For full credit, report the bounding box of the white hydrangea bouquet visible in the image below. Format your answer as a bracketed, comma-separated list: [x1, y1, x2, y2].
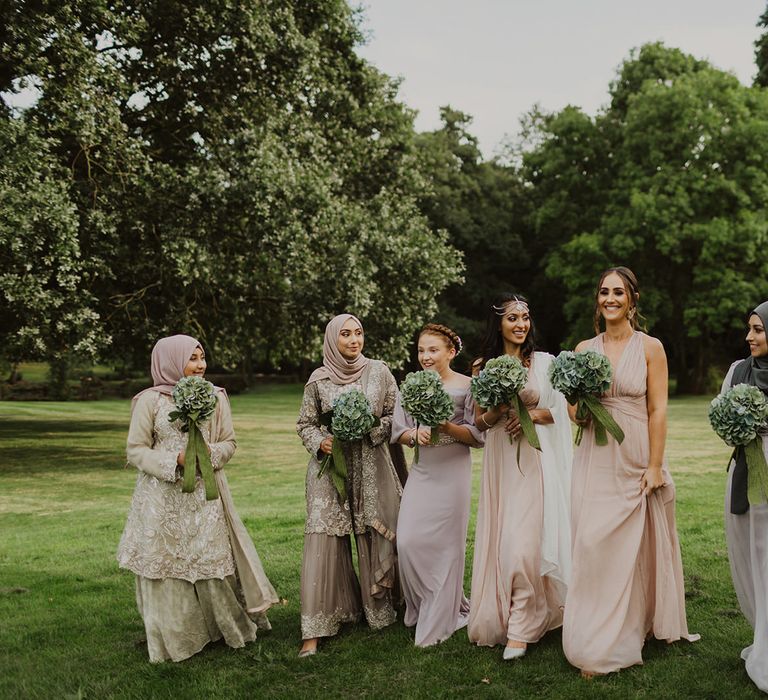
[471, 354, 541, 451]
[549, 350, 625, 446]
[400, 370, 455, 462]
[168, 376, 219, 500]
[709, 383, 768, 505]
[318, 389, 378, 500]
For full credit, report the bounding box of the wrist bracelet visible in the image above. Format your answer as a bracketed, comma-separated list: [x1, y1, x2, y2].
[480, 413, 493, 429]
[408, 431, 416, 448]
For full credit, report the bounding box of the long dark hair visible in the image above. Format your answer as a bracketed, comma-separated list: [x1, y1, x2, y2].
[473, 293, 537, 371]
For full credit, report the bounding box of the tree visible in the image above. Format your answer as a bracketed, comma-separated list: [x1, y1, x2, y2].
[0, 119, 110, 397]
[541, 44, 768, 392]
[0, 1, 462, 378]
[756, 3, 768, 87]
[415, 107, 529, 358]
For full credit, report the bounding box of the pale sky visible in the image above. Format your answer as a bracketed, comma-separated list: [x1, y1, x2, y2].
[356, 0, 766, 157]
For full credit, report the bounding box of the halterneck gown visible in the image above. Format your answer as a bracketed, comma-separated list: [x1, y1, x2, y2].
[562, 332, 698, 673]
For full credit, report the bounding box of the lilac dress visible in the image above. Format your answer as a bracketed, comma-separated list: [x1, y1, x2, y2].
[391, 383, 483, 646]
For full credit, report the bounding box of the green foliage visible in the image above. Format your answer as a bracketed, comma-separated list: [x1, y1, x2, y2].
[0, 1, 462, 378]
[328, 389, 376, 441]
[169, 376, 218, 427]
[415, 108, 525, 355]
[399, 370, 454, 427]
[548, 350, 613, 402]
[709, 383, 768, 447]
[755, 4, 768, 88]
[0, 117, 110, 399]
[535, 43, 768, 392]
[470, 354, 527, 409]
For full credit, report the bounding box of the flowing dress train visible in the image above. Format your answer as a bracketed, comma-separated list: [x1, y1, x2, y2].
[469, 352, 572, 646]
[562, 332, 698, 673]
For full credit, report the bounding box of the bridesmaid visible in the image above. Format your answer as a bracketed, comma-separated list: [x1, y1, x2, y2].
[562, 267, 698, 676]
[468, 294, 573, 660]
[391, 323, 483, 647]
[721, 301, 768, 693]
[296, 314, 403, 656]
[117, 334, 278, 662]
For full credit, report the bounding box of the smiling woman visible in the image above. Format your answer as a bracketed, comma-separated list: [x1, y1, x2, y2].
[721, 300, 768, 693]
[296, 314, 404, 657]
[116, 334, 278, 663]
[562, 267, 698, 676]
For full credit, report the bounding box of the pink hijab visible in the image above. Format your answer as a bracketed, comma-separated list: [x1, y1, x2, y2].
[306, 314, 370, 386]
[131, 334, 209, 411]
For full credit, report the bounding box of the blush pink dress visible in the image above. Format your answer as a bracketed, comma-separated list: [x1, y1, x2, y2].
[562, 332, 698, 674]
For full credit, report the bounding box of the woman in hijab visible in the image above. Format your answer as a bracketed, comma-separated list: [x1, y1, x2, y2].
[296, 314, 403, 656]
[721, 301, 768, 692]
[117, 335, 278, 663]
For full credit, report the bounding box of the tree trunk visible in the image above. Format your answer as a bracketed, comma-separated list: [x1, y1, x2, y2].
[49, 355, 71, 400]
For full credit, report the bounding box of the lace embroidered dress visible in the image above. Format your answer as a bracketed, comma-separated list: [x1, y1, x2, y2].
[117, 390, 276, 662]
[297, 359, 403, 639]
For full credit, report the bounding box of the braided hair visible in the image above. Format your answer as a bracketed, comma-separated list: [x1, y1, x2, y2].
[419, 323, 463, 356]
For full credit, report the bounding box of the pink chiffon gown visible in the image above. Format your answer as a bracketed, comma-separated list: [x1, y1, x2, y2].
[392, 385, 483, 647]
[562, 332, 698, 674]
[468, 352, 572, 647]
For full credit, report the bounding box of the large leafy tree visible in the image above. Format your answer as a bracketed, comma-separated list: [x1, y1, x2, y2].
[541, 43, 768, 392]
[756, 3, 768, 87]
[0, 1, 462, 380]
[416, 107, 529, 359]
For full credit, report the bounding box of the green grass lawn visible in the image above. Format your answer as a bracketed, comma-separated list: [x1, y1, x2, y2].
[0, 387, 761, 699]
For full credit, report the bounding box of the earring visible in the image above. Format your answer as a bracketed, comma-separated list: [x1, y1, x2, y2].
[627, 307, 636, 320]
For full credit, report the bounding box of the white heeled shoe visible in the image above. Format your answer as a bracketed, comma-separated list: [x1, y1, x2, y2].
[502, 645, 527, 660]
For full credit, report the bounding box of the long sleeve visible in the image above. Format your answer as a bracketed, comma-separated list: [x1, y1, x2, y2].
[368, 366, 397, 447]
[210, 391, 237, 470]
[297, 381, 329, 456]
[390, 392, 416, 444]
[126, 391, 179, 482]
[458, 388, 485, 447]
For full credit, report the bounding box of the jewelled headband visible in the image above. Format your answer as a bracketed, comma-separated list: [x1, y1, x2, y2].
[494, 298, 529, 315]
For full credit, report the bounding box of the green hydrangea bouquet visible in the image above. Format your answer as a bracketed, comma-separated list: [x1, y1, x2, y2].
[709, 383, 768, 505]
[318, 389, 378, 500]
[168, 376, 219, 500]
[400, 370, 454, 462]
[549, 350, 625, 446]
[471, 355, 540, 452]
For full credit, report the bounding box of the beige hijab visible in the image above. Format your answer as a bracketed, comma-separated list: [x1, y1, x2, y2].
[131, 334, 221, 413]
[306, 314, 369, 385]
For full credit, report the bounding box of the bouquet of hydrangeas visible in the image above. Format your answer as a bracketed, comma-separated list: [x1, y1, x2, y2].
[549, 350, 625, 446]
[400, 370, 455, 462]
[709, 383, 768, 505]
[168, 376, 219, 500]
[318, 389, 379, 500]
[471, 355, 540, 452]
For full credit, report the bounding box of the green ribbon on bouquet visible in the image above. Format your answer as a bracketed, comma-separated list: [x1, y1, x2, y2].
[410, 423, 441, 465]
[181, 421, 219, 500]
[318, 438, 348, 501]
[746, 437, 768, 506]
[507, 394, 541, 470]
[574, 394, 625, 446]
